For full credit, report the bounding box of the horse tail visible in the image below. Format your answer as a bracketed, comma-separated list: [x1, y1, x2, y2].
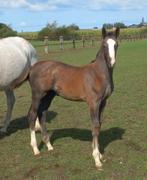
[10, 67, 31, 89]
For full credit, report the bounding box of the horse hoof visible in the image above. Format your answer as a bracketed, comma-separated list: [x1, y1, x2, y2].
[33, 149, 40, 156]
[48, 146, 54, 151]
[34, 151, 40, 156]
[96, 166, 103, 171]
[95, 162, 103, 170]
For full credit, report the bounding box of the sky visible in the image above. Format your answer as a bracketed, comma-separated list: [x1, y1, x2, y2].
[0, 0, 147, 32]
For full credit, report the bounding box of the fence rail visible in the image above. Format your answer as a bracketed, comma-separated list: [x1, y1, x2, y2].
[28, 34, 147, 53]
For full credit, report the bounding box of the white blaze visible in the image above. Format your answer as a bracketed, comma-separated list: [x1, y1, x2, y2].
[107, 39, 116, 67]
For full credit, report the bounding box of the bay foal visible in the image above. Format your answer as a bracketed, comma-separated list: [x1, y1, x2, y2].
[28, 27, 120, 169]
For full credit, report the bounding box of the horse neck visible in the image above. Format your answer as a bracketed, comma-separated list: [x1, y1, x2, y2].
[95, 46, 114, 89]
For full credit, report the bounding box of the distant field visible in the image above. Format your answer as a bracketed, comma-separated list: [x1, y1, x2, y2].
[0, 40, 147, 179]
[18, 27, 147, 40]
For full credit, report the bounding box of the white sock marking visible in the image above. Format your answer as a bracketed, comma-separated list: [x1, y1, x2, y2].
[35, 118, 41, 131]
[46, 142, 54, 151]
[30, 129, 40, 155]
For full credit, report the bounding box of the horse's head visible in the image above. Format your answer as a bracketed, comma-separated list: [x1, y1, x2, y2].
[101, 27, 120, 68]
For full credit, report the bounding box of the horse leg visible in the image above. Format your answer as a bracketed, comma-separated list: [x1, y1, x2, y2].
[99, 99, 107, 161]
[34, 117, 41, 131]
[89, 101, 102, 169]
[39, 110, 54, 151]
[37, 91, 55, 151]
[0, 89, 15, 133]
[28, 92, 43, 155]
[99, 99, 106, 124]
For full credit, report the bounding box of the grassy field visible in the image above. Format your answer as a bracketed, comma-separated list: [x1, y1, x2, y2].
[18, 27, 147, 40]
[0, 40, 147, 179]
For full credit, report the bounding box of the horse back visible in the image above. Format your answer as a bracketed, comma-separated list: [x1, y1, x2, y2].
[29, 60, 106, 101]
[0, 37, 37, 89]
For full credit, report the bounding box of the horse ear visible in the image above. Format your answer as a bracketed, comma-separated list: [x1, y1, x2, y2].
[115, 27, 120, 38]
[102, 27, 107, 39]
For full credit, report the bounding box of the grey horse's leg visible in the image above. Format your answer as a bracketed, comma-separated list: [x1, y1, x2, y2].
[0, 89, 15, 133]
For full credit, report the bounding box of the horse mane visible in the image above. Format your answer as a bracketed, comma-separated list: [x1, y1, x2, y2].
[90, 45, 102, 64]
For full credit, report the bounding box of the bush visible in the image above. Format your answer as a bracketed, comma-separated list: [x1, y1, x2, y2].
[0, 23, 17, 38]
[38, 22, 80, 40]
[114, 22, 127, 29]
[18, 32, 38, 40]
[38, 27, 52, 40]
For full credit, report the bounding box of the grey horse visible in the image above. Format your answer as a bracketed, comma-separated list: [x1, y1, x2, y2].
[0, 37, 37, 132]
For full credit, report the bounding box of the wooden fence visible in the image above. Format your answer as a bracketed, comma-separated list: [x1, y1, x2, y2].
[29, 33, 147, 53]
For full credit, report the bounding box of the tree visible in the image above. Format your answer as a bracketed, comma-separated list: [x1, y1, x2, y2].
[38, 22, 80, 40]
[114, 22, 127, 29]
[103, 23, 113, 29]
[0, 23, 17, 38]
[38, 27, 52, 40]
[103, 22, 127, 29]
[67, 24, 79, 30]
[46, 21, 58, 30]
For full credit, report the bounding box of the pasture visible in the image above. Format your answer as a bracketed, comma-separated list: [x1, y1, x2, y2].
[0, 40, 147, 179]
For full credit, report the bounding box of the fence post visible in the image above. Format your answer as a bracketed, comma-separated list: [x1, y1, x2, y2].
[72, 38, 76, 49]
[44, 36, 49, 54]
[59, 36, 64, 50]
[91, 37, 94, 47]
[82, 36, 85, 48]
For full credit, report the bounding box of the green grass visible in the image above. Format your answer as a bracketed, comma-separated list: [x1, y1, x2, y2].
[0, 40, 147, 179]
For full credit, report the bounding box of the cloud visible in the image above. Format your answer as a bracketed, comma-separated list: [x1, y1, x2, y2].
[20, 21, 27, 27]
[0, 0, 27, 8]
[0, 0, 72, 11]
[0, 0, 147, 11]
[0, 0, 48, 11]
[88, 0, 147, 10]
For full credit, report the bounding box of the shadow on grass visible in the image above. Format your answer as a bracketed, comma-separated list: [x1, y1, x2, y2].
[50, 127, 125, 153]
[0, 110, 125, 154]
[0, 111, 57, 139]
